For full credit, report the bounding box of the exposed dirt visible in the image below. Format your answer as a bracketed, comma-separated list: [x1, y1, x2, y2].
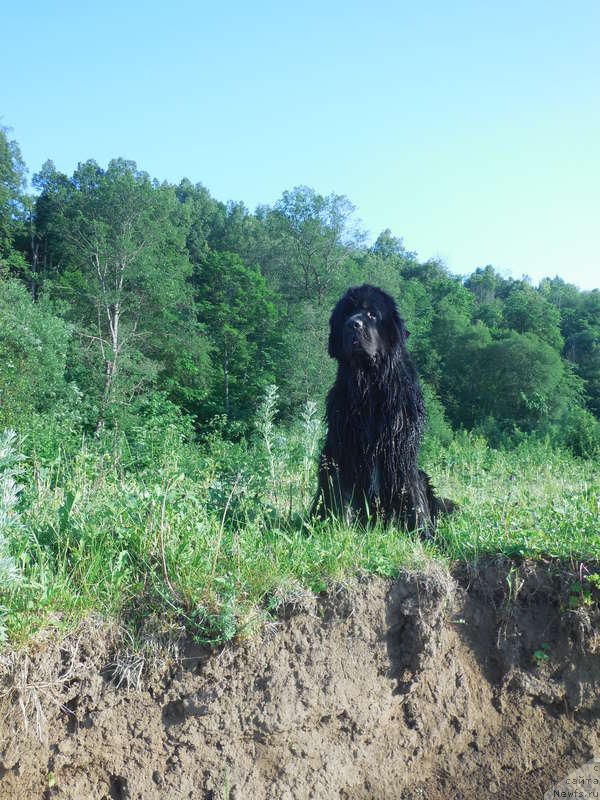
[2, 560, 600, 799]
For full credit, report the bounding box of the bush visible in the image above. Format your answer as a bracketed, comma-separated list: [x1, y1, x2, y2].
[0, 279, 73, 429]
[421, 383, 453, 461]
[559, 406, 600, 459]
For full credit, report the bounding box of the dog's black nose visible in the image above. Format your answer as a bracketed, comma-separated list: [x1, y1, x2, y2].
[347, 315, 363, 331]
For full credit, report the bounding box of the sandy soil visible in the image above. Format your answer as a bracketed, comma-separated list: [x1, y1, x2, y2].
[1, 560, 600, 799]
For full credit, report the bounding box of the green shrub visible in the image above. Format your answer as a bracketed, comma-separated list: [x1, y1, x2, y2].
[421, 382, 453, 461]
[0, 279, 73, 429]
[559, 406, 600, 459]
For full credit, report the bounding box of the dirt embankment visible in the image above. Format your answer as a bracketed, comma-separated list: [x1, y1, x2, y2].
[2, 561, 600, 800]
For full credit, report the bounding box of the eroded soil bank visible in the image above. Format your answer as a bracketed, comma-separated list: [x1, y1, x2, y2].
[2, 561, 600, 799]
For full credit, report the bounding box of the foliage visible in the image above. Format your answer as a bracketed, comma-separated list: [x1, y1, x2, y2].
[558, 406, 600, 459]
[421, 383, 453, 460]
[270, 185, 360, 302]
[0, 277, 73, 428]
[193, 251, 282, 422]
[475, 331, 567, 431]
[32, 159, 204, 432]
[502, 285, 563, 350]
[0, 126, 28, 274]
[0, 127, 596, 443]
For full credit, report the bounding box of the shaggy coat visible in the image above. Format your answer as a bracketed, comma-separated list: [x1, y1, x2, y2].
[312, 285, 452, 534]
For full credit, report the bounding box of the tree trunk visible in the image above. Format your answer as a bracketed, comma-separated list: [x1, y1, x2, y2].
[96, 301, 121, 435]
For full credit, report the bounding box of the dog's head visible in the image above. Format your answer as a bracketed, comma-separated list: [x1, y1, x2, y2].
[328, 284, 409, 364]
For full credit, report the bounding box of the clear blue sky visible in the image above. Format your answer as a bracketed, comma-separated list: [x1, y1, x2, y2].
[3, 0, 599, 290]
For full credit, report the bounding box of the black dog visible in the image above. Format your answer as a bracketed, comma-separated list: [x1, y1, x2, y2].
[312, 284, 454, 535]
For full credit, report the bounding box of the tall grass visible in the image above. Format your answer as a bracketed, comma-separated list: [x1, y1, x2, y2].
[428, 432, 600, 562]
[0, 395, 598, 647]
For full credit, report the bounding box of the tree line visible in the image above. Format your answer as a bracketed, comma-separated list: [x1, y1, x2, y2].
[1, 125, 599, 456]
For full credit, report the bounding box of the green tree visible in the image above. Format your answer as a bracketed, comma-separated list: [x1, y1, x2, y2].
[430, 302, 492, 427]
[176, 178, 227, 265]
[464, 265, 506, 305]
[566, 325, 600, 417]
[502, 285, 563, 350]
[269, 186, 358, 302]
[0, 127, 28, 277]
[30, 160, 84, 297]
[537, 279, 600, 417]
[372, 228, 413, 259]
[476, 332, 566, 430]
[194, 251, 282, 422]
[277, 299, 336, 416]
[465, 266, 510, 332]
[35, 159, 202, 431]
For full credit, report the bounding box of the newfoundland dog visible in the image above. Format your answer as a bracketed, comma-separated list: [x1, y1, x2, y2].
[312, 284, 454, 535]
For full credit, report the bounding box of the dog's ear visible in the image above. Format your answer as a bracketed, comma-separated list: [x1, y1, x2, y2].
[389, 305, 410, 346]
[396, 315, 410, 342]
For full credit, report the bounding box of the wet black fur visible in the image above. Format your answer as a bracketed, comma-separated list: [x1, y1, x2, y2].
[312, 284, 454, 535]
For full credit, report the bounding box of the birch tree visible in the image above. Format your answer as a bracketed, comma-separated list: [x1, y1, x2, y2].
[36, 159, 198, 431]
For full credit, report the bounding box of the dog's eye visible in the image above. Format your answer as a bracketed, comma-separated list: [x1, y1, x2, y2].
[366, 311, 377, 320]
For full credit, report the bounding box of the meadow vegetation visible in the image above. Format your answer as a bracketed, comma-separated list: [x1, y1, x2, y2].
[0, 125, 599, 648]
[1, 393, 598, 648]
